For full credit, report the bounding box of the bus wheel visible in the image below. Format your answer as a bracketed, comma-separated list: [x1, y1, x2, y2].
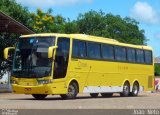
[101, 93, 113, 97]
[32, 94, 47, 100]
[60, 82, 78, 100]
[90, 93, 99, 98]
[120, 82, 130, 97]
[130, 82, 139, 96]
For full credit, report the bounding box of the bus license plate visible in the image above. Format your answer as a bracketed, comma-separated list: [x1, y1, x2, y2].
[24, 88, 32, 91]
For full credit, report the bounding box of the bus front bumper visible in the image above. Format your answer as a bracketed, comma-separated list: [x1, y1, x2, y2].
[12, 84, 54, 95]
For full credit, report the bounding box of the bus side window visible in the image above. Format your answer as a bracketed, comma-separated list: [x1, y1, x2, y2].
[72, 40, 79, 57]
[79, 41, 86, 58]
[145, 50, 152, 64]
[115, 46, 126, 61]
[136, 49, 145, 63]
[127, 48, 136, 62]
[101, 44, 114, 60]
[87, 42, 101, 59]
[72, 40, 86, 58]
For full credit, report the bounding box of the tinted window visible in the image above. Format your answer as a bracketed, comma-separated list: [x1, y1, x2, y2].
[72, 40, 86, 58]
[72, 40, 78, 57]
[79, 41, 87, 57]
[54, 38, 70, 79]
[13, 37, 55, 78]
[115, 46, 126, 61]
[145, 50, 152, 64]
[101, 44, 114, 60]
[127, 48, 136, 62]
[136, 49, 144, 63]
[87, 42, 101, 59]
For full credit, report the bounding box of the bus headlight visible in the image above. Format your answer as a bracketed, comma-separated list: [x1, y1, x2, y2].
[12, 80, 18, 84]
[38, 80, 52, 85]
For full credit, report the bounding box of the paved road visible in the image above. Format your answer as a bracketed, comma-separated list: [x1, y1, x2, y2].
[0, 92, 160, 109]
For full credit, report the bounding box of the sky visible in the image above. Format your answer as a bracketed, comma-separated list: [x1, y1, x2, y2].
[15, 0, 160, 57]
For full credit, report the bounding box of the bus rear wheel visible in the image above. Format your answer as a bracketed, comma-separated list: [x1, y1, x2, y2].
[60, 82, 78, 100]
[90, 93, 99, 98]
[32, 94, 47, 100]
[120, 82, 130, 97]
[101, 93, 113, 97]
[130, 82, 139, 96]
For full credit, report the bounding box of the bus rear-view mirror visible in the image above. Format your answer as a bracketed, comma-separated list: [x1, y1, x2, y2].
[4, 47, 15, 61]
[48, 46, 58, 59]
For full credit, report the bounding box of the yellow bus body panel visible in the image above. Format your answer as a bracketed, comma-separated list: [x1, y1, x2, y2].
[11, 33, 154, 95]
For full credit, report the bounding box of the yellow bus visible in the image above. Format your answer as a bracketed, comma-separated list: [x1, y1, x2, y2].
[4, 33, 154, 100]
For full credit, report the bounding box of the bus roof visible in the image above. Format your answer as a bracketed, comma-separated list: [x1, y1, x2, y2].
[20, 33, 153, 51]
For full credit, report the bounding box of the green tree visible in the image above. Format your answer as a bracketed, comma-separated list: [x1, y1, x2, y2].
[77, 10, 110, 37]
[76, 10, 146, 45]
[155, 64, 160, 76]
[0, 0, 32, 78]
[31, 8, 54, 33]
[31, 8, 67, 33]
[64, 19, 79, 34]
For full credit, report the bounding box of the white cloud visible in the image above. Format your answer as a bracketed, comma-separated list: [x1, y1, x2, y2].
[130, 1, 160, 24]
[16, 0, 92, 8]
[154, 32, 160, 39]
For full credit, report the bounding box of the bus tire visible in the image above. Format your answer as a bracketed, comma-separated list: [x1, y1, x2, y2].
[101, 93, 113, 97]
[60, 82, 78, 100]
[90, 93, 99, 98]
[120, 82, 130, 97]
[130, 82, 139, 96]
[32, 94, 47, 100]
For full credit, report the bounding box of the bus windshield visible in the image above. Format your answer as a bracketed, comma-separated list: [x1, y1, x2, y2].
[12, 37, 55, 78]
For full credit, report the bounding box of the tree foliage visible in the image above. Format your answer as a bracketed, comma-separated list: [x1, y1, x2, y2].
[31, 8, 67, 33]
[30, 8, 80, 34]
[64, 20, 79, 34]
[77, 10, 146, 45]
[155, 64, 160, 76]
[31, 8, 54, 33]
[0, 0, 32, 78]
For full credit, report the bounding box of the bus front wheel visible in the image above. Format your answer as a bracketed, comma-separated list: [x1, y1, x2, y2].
[60, 82, 78, 99]
[120, 82, 130, 97]
[32, 94, 47, 100]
